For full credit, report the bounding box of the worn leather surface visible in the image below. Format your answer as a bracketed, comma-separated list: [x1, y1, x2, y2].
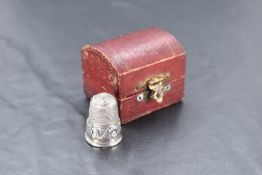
[92, 28, 184, 73]
[1, 0, 262, 175]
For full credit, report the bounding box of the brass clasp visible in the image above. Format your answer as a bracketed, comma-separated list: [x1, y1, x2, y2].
[136, 73, 171, 103]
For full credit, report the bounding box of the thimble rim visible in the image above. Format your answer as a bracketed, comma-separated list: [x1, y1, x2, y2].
[85, 131, 122, 148]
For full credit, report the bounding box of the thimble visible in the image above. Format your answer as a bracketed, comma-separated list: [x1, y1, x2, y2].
[85, 92, 122, 147]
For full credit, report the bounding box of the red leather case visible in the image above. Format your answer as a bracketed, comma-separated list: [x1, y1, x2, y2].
[81, 27, 186, 124]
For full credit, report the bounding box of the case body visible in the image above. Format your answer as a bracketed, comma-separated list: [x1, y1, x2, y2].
[81, 27, 186, 124]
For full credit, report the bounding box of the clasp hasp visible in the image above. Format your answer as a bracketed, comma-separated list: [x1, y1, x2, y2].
[136, 73, 171, 103]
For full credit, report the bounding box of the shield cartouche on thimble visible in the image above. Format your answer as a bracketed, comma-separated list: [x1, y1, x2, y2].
[85, 92, 122, 147]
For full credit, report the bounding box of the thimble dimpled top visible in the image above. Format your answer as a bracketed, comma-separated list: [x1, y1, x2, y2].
[85, 93, 122, 147]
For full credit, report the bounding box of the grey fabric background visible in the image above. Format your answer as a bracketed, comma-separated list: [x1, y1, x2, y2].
[0, 0, 262, 174]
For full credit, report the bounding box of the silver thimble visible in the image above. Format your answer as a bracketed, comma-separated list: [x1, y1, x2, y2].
[85, 92, 122, 147]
